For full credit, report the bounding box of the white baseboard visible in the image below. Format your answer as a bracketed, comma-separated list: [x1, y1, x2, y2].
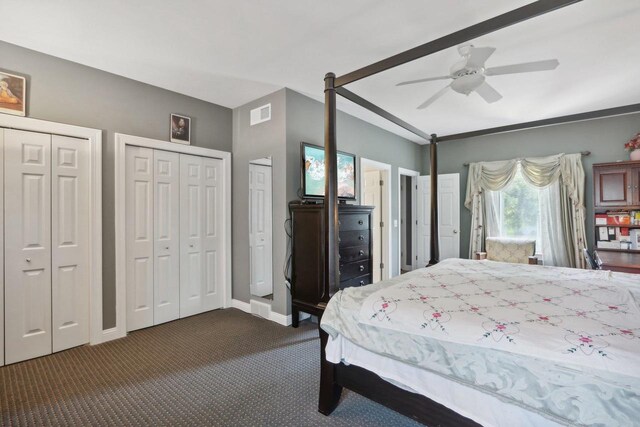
[231, 299, 251, 313]
[269, 311, 292, 326]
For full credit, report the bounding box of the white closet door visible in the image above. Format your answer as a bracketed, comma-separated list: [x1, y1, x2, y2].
[416, 176, 431, 268]
[51, 135, 90, 352]
[4, 129, 52, 364]
[154, 150, 180, 325]
[0, 130, 4, 366]
[180, 154, 204, 317]
[249, 163, 273, 298]
[363, 170, 382, 283]
[201, 157, 224, 311]
[125, 146, 154, 331]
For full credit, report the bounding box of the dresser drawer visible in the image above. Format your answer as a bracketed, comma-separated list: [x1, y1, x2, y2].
[339, 230, 369, 248]
[339, 213, 369, 231]
[340, 274, 372, 289]
[339, 259, 370, 281]
[339, 245, 369, 263]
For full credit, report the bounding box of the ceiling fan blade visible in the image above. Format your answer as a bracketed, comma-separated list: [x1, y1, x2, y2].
[396, 76, 450, 86]
[417, 84, 450, 110]
[475, 81, 502, 104]
[465, 46, 496, 69]
[485, 59, 559, 76]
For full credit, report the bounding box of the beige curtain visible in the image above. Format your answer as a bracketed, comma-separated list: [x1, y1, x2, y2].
[464, 153, 586, 268]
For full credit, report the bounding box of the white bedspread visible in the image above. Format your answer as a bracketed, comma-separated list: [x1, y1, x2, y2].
[358, 258, 640, 378]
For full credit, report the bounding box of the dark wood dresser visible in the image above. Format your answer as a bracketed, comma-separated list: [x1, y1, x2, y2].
[290, 203, 374, 327]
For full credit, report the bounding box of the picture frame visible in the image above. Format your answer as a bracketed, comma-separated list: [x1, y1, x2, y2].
[170, 113, 191, 144]
[0, 70, 26, 117]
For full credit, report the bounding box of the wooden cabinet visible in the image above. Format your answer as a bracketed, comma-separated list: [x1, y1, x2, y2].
[290, 203, 374, 327]
[594, 161, 640, 208]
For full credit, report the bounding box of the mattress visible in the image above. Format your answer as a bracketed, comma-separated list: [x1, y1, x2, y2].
[321, 259, 640, 427]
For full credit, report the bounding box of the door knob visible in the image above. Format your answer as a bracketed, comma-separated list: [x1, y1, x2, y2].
[453, 229, 458, 234]
[165, 246, 169, 250]
[25, 258, 31, 262]
[189, 244, 194, 248]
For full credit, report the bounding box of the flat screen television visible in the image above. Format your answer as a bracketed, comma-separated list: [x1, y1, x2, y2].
[301, 142, 356, 200]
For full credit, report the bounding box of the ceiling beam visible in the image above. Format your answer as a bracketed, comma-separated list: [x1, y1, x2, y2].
[336, 87, 432, 142]
[437, 103, 640, 142]
[334, 0, 582, 88]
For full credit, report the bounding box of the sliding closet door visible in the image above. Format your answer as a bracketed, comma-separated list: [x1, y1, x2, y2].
[4, 129, 52, 364]
[153, 150, 180, 325]
[201, 157, 224, 311]
[51, 135, 90, 352]
[0, 131, 4, 366]
[125, 146, 154, 331]
[180, 154, 203, 317]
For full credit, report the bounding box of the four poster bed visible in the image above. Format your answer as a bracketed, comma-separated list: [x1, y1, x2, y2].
[315, 1, 640, 426]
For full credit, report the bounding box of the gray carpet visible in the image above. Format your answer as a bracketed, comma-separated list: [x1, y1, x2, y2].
[1, 308, 420, 426]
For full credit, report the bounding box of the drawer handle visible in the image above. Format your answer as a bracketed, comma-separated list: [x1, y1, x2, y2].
[338, 254, 341, 260]
[338, 220, 341, 226]
[359, 265, 365, 272]
[358, 235, 364, 241]
[338, 237, 341, 243]
[359, 250, 364, 256]
[359, 281, 365, 286]
[358, 219, 364, 225]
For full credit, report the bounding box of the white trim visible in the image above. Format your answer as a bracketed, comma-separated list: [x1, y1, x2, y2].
[115, 133, 233, 338]
[269, 311, 292, 326]
[360, 158, 392, 281]
[249, 157, 272, 167]
[0, 115, 104, 346]
[397, 168, 420, 276]
[232, 299, 251, 313]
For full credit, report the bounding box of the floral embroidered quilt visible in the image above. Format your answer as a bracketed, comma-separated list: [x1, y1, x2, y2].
[359, 258, 640, 377]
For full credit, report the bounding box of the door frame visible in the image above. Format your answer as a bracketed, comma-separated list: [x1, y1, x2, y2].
[397, 167, 419, 275]
[115, 133, 232, 342]
[359, 158, 391, 281]
[0, 115, 103, 346]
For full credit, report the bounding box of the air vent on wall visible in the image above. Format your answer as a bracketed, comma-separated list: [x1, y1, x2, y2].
[250, 103, 271, 126]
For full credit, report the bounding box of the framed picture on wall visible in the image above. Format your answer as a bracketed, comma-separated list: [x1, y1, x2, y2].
[0, 70, 26, 117]
[170, 113, 191, 144]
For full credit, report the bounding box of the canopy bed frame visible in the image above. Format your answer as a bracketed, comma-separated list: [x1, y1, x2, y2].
[316, 0, 640, 424]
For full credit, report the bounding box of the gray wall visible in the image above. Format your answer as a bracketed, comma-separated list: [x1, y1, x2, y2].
[423, 112, 640, 258]
[1, 41, 232, 329]
[285, 89, 423, 278]
[232, 89, 289, 314]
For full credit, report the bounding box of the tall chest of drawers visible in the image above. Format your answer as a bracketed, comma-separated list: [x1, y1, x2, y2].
[290, 203, 374, 327]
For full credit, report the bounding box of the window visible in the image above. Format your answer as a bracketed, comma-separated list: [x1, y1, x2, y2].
[492, 165, 542, 251]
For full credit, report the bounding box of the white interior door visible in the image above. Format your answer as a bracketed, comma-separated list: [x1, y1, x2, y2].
[416, 174, 461, 266]
[438, 174, 461, 260]
[51, 135, 90, 352]
[363, 170, 382, 283]
[154, 150, 180, 325]
[201, 157, 224, 312]
[4, 129, 52, 364]
[249, 163, 273, 297]
[0, 130, 4, 366]
[180, 154, 204, 317]
[416, 176, 431, 268]
[125, 146, 154, 331]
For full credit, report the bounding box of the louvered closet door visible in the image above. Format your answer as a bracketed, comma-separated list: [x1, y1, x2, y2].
[180, 154, 204, 317]
[153, 150, 180, 325]
[125, 146, 154, 331]
[201, 157, 224, 311]
[4, 129, 52, 364]
[51, 135, 90, 352]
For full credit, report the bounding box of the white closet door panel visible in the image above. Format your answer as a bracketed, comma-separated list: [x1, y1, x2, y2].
[125, 146, 154, 331]
[249, 164, 273, 297]
[51, 135, 90, 352]
[180, 154, 203, 317]
[0, 130, 4, 366]
[4, 129, 52, 364]
[154, 150, 180, 325]
[201, 157, 224, 311]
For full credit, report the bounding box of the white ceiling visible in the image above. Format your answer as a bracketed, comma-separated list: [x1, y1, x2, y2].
[1, 0, 639, 143]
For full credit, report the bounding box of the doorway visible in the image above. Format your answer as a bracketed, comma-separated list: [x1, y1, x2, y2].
[360, 158, 391, 283]
[398, 168, 419, 274]
[249, 158, 273, 299]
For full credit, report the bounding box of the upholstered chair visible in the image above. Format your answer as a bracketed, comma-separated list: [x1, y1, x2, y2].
[474, 237, 538, 265]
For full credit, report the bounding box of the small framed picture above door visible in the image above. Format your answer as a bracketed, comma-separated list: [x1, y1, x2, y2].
[0, 71, 26, 117]
[170, 113, 191, 144]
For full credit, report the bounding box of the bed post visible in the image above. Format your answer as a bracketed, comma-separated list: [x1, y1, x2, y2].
[318, 72, 343, 415]
[428, 134, 439, 266]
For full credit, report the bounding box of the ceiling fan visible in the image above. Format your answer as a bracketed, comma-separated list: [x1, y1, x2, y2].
[396, 44, 559, 109]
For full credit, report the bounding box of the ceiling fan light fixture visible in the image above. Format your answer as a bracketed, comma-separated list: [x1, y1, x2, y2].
[451, 74, 484, 95]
